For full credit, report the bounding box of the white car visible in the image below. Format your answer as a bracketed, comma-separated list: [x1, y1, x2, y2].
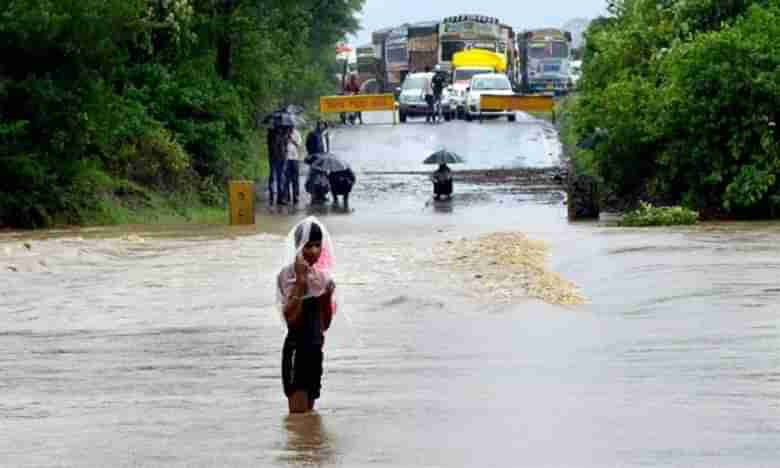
[464, 73, 516, 122]
[449, 67, 494, 119]
[397, 72, 454, 123]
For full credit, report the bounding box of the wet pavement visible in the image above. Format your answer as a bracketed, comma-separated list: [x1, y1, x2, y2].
[1, 112, 779, 467]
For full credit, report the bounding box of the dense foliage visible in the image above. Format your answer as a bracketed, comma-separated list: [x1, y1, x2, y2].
[0, 0, 363, 227]
[620, 202, 699, 227]
[571, 0, 780, 218]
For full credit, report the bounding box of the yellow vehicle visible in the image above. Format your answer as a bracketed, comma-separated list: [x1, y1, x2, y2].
[450, 49, 508, 118]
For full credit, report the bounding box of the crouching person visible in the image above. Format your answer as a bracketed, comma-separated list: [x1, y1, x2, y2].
[328, 167, 356, 209]
[431, 163, 453, 200]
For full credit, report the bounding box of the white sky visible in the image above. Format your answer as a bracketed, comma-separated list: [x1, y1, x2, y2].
[350, 0, 607, 46]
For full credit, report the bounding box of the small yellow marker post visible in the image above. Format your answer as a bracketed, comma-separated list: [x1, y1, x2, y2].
[229, 180, 255, 225]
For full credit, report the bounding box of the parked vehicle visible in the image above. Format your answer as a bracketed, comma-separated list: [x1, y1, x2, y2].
[438, 15, 502, 72]
[356, 44, 380, 88]
[398, 72, 454, 123]
[464, 73, 516, 121]
[518, 28, 573, 95]
[449, 49, 507, 119]
[408, 21, 440, 73]
[385, 26, 410, 92]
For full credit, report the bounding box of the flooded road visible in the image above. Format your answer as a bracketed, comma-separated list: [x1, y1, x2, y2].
[2, 113, 779, 467]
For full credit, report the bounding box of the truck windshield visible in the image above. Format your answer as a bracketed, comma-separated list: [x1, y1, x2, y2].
[471, 77, 511, 90]
[441, 41, 466, 62]
[454, 69, 492, 82]
[529, 42, 569, 59]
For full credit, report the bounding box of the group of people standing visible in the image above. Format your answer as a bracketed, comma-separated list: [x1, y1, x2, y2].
[267, 126, 303, 206]
[267, 121, 356, 209]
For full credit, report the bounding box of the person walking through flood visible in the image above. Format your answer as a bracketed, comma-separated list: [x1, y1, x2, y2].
[277, 217, 336, 413]
[285, 127, 303, 205]
[267, 127, 289, 205]
[431, 163, 453, 200]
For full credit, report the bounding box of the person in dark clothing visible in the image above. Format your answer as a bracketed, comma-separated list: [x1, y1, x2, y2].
[306, 168, 331, 204]
[277, 218, 336, 414]
[304, 151, 331, 204]
[431, 163, 453, 200]
[342, 74, 363, 125]
[431, 65, 447, 123]
[267, 128, 288, 205]
[306, 121, 328, 156]
[328, 167, 356, 209]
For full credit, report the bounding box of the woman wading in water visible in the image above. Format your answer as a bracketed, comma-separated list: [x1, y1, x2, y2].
[277, 217, 336, 413]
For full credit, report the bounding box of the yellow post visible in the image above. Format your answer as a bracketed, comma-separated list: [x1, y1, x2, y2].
[229, 180, 255, 225]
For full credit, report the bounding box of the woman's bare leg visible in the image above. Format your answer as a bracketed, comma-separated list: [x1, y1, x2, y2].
[288, 391, 310, 414]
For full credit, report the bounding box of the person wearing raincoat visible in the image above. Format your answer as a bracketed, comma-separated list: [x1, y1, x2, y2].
[277, 217, 336, 413]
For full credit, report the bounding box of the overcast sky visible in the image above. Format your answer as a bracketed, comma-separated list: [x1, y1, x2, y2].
[350, 0, 608, 45]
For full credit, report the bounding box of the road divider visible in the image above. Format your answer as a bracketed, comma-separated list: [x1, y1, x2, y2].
[480, 94, 556, 121]
[319, 94, 398, 124]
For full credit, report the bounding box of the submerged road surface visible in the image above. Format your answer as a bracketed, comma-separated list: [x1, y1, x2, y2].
[1, 113, 779, 467]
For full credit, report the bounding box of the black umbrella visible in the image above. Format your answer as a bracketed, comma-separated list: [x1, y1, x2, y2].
[280, 104, 305, 115]
[423, 150, 466, 165]
[260, 106, 308, 128]
[310, 153, 351, 174]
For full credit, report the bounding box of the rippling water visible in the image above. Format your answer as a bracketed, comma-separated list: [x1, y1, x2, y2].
[1, 118, 779, 467]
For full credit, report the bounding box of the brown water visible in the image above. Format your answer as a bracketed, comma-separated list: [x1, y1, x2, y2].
[2, 116, 779, 467]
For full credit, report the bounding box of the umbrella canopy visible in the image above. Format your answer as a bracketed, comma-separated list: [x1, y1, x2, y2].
[310, 153, 351, 174]
[423, 150, 465, 165]
[280, 104, 305, 114]
[260, 106, 308, 128]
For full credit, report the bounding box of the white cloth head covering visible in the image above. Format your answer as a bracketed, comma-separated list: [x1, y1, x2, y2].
[276, 216, 336, 318]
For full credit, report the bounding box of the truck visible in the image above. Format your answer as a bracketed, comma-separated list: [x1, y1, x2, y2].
[449, 49, 507, 119]
[407, 21, 440, 73]
[499, 24, 519, 85]
[385, 25, 410, 91]
[438, 15, 503, 72]
[356, 44, 382, 93]
[518, 28, 573, 95]
[372, 27, 393, 92]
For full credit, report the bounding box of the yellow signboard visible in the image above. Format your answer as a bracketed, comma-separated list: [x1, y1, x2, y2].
[320, 94, 396, 113]
[480, 95, 554, 112]
[229, 180, 255, 226]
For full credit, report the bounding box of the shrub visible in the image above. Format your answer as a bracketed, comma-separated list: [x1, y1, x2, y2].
[620, 202, 699, 227]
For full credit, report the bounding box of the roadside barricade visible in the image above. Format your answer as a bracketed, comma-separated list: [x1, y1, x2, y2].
[319, 94, 398, 125]
[479, 95, 556, 123]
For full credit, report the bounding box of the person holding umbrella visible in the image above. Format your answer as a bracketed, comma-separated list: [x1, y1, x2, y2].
[262, 106, 307, 206]
[423, 150, 465, 200]
[267, 127, 288, 205]
[285, 126, 304, 205]
[309, 153, 356, 210]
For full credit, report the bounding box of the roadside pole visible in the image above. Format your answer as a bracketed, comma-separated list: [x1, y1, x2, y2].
[228, 180, 255, 225]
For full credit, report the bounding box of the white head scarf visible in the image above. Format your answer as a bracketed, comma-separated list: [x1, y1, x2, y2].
[276, 217, 336, 318]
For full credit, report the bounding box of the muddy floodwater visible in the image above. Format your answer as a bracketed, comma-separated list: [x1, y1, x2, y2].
[2, 114, 779, 467]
